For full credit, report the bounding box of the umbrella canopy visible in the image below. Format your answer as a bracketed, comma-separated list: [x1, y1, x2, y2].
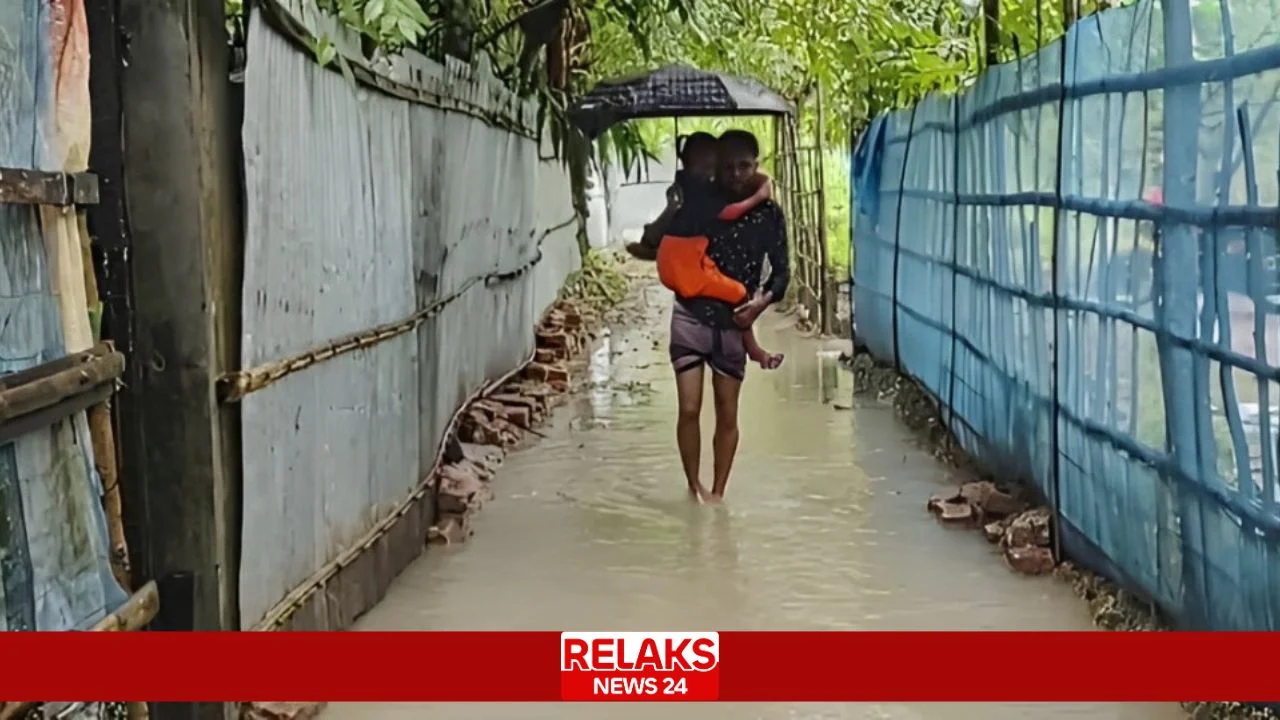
[569, 65, 794, 139]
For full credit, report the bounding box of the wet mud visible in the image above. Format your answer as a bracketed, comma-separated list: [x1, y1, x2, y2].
[843, 351, 1274, 719]
[325, 262, 1178, 720]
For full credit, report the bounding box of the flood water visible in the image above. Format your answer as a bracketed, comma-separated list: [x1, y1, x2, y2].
[326, 279, 1178, 720]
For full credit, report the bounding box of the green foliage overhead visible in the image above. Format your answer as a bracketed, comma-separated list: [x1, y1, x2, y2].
[578, 0, 1130, 271]
[315, 0, 437, 54]
[226, 0, 1137, 268]
[586, 0, 1127, 148]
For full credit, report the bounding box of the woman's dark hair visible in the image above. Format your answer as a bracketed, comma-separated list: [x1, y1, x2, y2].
[717, 129, 760, 158]
[676, 132, 718, 162]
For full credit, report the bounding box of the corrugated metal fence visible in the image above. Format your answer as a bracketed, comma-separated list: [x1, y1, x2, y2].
[235, 0, 578, 628]
[0, 0, 128, 631]
[852, 0, 1280, 630]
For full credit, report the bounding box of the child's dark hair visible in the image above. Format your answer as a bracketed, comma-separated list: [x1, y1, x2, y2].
[676, 132, 718, 163]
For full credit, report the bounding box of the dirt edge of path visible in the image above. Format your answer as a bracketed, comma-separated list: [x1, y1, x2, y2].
[842, 350, 1273, 720]
[427, 251, 636, 545]
[238, 254, 630, 720]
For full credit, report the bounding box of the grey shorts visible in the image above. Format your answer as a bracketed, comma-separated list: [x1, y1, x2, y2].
[668, 302, 746, 381]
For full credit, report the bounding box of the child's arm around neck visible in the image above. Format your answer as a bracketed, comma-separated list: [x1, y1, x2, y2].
[717, 172, 773, 222]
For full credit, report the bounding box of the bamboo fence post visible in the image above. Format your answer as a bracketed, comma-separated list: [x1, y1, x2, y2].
[0, 582, 157, 720]
[88, 401, 130, 589]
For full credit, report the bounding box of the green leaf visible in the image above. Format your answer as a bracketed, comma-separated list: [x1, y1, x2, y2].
[316, 36, 339, 67]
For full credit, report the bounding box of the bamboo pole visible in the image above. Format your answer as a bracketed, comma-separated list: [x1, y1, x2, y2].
[0, 347, 123, 422]
[89, 400, 131, 590]
[0, 583, 158, 720]
[253, 334, 544, 631]
[813, 83, 832, 335]
[91, 580, 159, 632]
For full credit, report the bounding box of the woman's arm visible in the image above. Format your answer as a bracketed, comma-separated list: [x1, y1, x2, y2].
[732, 207, 790, 328]
[761, 208, 790, 303]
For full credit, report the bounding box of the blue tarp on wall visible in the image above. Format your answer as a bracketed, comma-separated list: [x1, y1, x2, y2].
[0, 0, 127, 630]
[852, 0, 1280, 630]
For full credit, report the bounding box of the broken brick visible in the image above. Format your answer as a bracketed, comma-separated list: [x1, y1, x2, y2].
[472, 399, 509, 421]
[1003, 507, 1052, 549]
[501, 404, 532, 428]
[927, 492, 975, 523]
[437, 461, 491, 514]
[1004, 544, 1055, 575]
[491, 392, 537, 414]
[460, 409, 503, 445]
[427, 513, 472, 545]
[536, 330, 569, 348]
[983, 517, 1013, 543]
[524, 361, 569, 384]
[959, 481, 1025, 517]
[459, 442, 504, 475]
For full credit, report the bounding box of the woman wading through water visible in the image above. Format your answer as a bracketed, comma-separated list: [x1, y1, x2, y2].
[628, 130, 790, 502]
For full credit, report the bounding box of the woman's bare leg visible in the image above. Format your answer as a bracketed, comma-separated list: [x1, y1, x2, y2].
[674, 365, 710, 501]
[709, 372, 743, 499]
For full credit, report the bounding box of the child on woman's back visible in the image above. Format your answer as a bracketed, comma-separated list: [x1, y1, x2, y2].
[627, 132, 783, 370]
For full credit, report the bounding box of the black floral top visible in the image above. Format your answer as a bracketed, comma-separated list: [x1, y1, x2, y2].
[680, 201, 790, 330]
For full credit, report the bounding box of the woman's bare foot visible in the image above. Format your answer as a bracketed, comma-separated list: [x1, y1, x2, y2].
[688, 483, 712, 503]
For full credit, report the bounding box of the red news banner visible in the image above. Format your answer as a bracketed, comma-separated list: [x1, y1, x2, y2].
[560, 632, 720, 701]
[0, 632, 1279, 701]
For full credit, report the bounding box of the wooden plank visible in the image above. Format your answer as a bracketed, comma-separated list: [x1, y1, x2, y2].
[115, 4, 243, 720]
[92, 580, 160, 631]
[0, 350, 125, 422]
[0, 342, 115, 391]
[0, 384, 113, 445]
[0, 167, 99, 205]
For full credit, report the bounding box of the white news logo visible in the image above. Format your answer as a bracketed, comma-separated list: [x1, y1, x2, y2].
[560, 632, 720, 672]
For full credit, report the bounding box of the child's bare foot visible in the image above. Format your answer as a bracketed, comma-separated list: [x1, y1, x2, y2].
[746, 344, 785, 370]
[625, 242, 657, 261]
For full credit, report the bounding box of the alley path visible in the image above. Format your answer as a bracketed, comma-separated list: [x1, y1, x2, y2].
[326, 273, 1178, 720]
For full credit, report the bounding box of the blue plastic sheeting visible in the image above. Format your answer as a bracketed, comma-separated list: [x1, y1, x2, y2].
[852, 0, 1280, 630]
[0, 0, 128, 630]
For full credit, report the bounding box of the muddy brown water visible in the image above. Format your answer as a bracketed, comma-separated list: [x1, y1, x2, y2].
[326, 281, 1178, 720]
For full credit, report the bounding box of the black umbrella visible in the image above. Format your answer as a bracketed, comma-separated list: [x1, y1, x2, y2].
[569, 65, 794, 139]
